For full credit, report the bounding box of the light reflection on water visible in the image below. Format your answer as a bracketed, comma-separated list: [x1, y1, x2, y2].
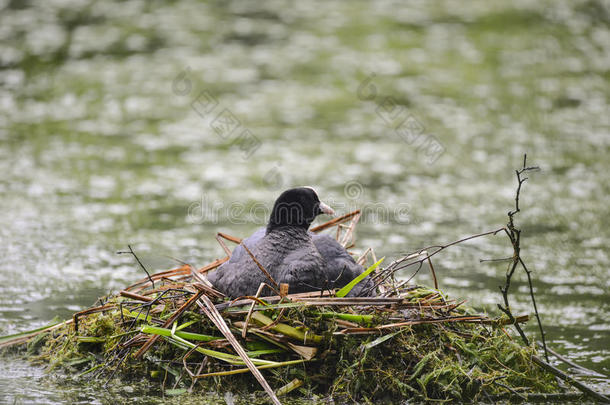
[1, 0, 609, 402]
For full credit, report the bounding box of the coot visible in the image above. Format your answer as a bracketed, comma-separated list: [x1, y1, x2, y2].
[207, 187, 374, 298]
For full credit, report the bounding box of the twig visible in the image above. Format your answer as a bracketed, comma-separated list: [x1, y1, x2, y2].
[339, 211, 362, 247]
[365, 228, 505, 296]
[495, 154, 549, 362]
[119, 290, 153, 302]
[493, 380, 527, 401]
[117, 245, 155, 289]
[356, 247, 372, 265]
[532, 355, 610, 403]
[102, 348, 130, 388]
[182, 342, 207, 381]
[124, 264, 191, 292]
[540, 343, 608, 378]
[310, 210, 361, 233]
[216, 290, 335, 310]
[335, 315, 486, 334]
[243, 283, 266, 338]
[241, 243, 281, 295]
[195, 293, 282, 405]
[495, 226, 530, 345]
[215, 232, 241, 256]
[197, 257, 229, 274]
[519, 257, 547, 360]
[217, 232, 242, 244]
[426, 254, 438, 290]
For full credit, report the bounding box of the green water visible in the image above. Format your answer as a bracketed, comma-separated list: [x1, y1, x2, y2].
[1, 0, 608, 402]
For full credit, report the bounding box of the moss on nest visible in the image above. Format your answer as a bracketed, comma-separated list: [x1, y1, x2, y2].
[3, 282, 558, 403]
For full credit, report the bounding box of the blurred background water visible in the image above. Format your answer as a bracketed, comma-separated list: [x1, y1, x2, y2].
[0, 0, 608, 402]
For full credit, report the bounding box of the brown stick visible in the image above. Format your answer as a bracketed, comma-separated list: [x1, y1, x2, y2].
[426, 254, 439, 290]
[241, 243, 281, 294]
[127, 255, 228, 293]
[217, 232, 242, 244]
[242, 283, 266, 338]
[335, 315, 486, 334]
[120, 291, 153, 302]
[197, 256, 229, 274]
[141, 283, 186, 296]
[218, 290, 335, 310]
[188, 277, 225, 300]
[495, 155, 549, 360]
[339, 211, 362, 247]
[215, 232, 242, 257]
[356, 247, 372, 265]
[215, 234, 233, 256]
[310, 210, 361, 233]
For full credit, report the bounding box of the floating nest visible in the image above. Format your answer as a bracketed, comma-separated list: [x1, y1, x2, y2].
[1, 210, 568, 404]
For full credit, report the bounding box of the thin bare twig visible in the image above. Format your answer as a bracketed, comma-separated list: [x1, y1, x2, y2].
[539, 343, 608, 378]
[117, 245, 155, 289]
[339, 211, 362, 247]
[365, 228, 505, 295]
[241, 243, 281, 295]
[310, 210, 361, 233]
[119, 290, 153, 302]
[426, 254, 438, 290]
[532, 355, 610, 403]
[215, 232, 241, 256]
[243, 283, 266, 338]
[495, 154, 549, 361]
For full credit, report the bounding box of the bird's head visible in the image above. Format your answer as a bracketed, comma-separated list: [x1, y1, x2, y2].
[267, 187, 335, 232]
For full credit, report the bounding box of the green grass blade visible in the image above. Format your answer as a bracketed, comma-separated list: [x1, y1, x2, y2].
[141, 325, 275, 366]
[318, 312, 374, 325]
[122, 308, 153, 322]
[361, 328, 407, 351]
[176, 320, 197, 331]
[336, 257, 385, 297]
[0, 319, 64, 343]
[246, 349, 285, 357]
[251, 312, 323, 344]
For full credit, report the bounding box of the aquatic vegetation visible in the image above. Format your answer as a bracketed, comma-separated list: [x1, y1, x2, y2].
[8, 161, 610, 403]
[0, 209, 570, 404]
[1, 278, 559, 403]
[3, 158, 606, 403]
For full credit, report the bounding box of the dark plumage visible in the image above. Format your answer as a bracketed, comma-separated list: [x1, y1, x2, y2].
[207, 187, 375, 298]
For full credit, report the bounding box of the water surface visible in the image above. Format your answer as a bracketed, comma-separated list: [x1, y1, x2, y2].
[1, 0, 608, 402]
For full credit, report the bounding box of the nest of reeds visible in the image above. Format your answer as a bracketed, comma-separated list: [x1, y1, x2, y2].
[1, 209, 563, 403]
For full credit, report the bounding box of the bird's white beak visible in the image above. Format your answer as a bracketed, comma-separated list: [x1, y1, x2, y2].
[319, 201, 335, 216]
